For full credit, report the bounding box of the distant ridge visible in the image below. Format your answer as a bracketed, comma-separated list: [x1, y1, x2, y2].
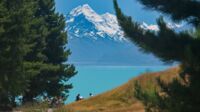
[66, 4, 164, 66]
[66, 4, 125, 41]
[66, 4, 185, 41]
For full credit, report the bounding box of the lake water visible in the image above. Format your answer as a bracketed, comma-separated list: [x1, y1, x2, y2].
[66, 66, 170, 103]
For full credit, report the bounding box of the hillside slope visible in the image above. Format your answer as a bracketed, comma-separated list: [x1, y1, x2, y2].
[59, 67, 179, 112]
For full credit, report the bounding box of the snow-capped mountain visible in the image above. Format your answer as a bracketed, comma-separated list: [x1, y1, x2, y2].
[66, 4, 164, 66]
[66, 4, 186, 41]
[66, 4, 124, 41]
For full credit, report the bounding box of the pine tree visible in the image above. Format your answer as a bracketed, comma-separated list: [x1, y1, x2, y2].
[0, 0, 76, 109]
[23, 0, 77, 102]
[0, 0, 37, 110]
[114, 0, 200, 111]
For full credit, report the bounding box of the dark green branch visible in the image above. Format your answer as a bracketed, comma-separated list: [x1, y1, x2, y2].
[137, 0, 200, 26]
[114, 0, 195, 63]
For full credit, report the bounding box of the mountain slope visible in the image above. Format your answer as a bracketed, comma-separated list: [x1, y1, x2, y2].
[59, 67, 179, 112]
[66, 4, 164, 66]
[66, 4, 124, 41]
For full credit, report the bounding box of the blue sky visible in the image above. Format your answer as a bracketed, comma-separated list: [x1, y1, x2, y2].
[54, 0, 173, 66]
[55, 0, 161, 24]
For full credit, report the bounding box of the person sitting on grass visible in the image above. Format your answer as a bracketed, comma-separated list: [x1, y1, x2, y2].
[89, 93, 93, 97]
[76, 94, 84, 101]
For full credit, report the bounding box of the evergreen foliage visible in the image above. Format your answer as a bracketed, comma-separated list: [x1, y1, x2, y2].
[137, 0, 200, 27]
[23, 0, 77, 103]
[134, 81, 161, 112]
[0, 0, 76, 110]
[114, 0, 200, 111]
[0, 0, 36, 110]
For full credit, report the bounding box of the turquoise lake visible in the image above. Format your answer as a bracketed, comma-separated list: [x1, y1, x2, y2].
[66, 66, 171, 103]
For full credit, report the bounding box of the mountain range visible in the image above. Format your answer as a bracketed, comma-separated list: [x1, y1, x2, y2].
[66, 4, 170, 66]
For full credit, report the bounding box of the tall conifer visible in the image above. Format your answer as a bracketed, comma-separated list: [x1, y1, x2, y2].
[23, 0, 76, 102]
[0, 0, 36, 110]
[114, 0, 200, 111]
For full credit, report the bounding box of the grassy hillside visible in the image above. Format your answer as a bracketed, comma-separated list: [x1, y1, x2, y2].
[57, 67, 180, 112]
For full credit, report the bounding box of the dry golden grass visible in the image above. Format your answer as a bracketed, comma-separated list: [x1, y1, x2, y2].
[14, 102, 50, 112]
[15, 67, 179, 112]
[57, 67, 180, 112]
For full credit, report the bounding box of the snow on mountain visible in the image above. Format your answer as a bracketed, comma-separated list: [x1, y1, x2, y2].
[69, 4, 103, 22]
[141, 22, 160, 31]
[66, 4, 185, 42]
[66, 4, 124, 41]
[65, 4, 165, 66]
[65, 4, 184, 66]
[141, 22, 185, 32]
